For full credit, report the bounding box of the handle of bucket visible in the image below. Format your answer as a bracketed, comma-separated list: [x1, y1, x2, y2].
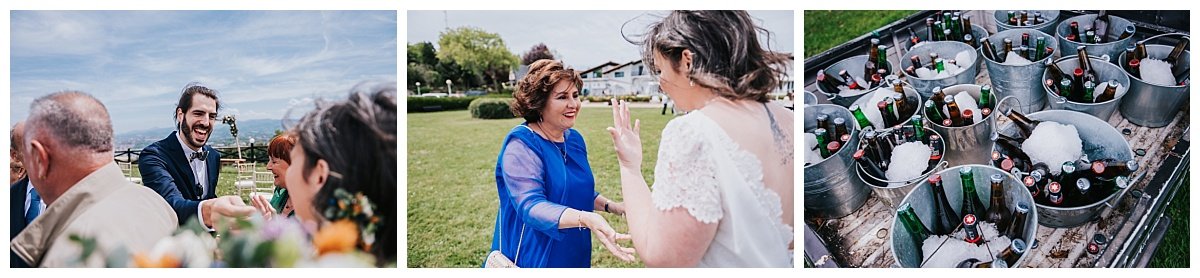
[992, 95, 1024, 126]
[1138, 33, 1190, 46]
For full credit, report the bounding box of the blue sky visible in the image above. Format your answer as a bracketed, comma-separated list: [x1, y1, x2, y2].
[10, 10, 398, 134]
[407, 10, 794, 71]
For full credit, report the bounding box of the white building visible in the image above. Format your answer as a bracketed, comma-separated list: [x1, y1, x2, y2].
[578, 54, 794, 98]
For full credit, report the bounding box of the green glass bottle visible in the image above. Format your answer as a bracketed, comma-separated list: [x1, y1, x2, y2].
[850, 104, 873, 129]
[911, 115, 927, 144]
[924, 100, 945, 124]
[1035, 37, 1047, 61]
[959, 166, 985, 217]
[1082, 81, 1096, 103]
[898, 202, 932, 245]
[979, 85, 992, 109]
[814, 128, 830, 158]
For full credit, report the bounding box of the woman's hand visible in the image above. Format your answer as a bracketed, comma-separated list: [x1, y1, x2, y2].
[582, 212, 637, 262]
[606, 99, 643, 171]
[249, 193, 276, 220]
[608, 201, 627, 217]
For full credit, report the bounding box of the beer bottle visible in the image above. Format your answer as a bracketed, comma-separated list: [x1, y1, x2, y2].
[962, 15, 973, 36]
[1019, 11, 1029, 26]
[1004, 108, 1039, 139]
[992, 150, 1005, 165]
[995, 238, 1029, 268]
[1135, 41, 1149, 60]
[994, 133, 1032, 171]
[827, 141, 842, 158]
[1094, 11, 1110, 41]
[1059, 161, 1080, 189]
[894, 90, 909, 116]
[1085, 30, 1097, 44]
[964, 34, 977, 48]
[1023, 174, 1041, 199]
[931, 86, 947, 108]
[869, 130, 893, 168]
[910, 55, 924, 70]
[1068, 21, 1082, 42]
[924, 100, 945, 124]
[850, 104, 873, 129]
[979, 85, 993, 109]
[1166, 37, 1189, 69]
[929, 134, 944, 167]
[928, 174, 961, 235]
[1076, 178, 1093, 206]
[911, 115, 927, 143]
[907, 27, 920, 46]
[981, 37, 999, 62]
[1007, 11, 1017, 26]
[1093, 159, 1139, 181]
[1117, 25, 1136, 41]
[1047, 181, 1064, 206]
[1046, 59, 1066, 84]
[1035, 36, 1047, 61]
[1005, 202, 1031, 240]
[834, 117, 851, 143]
[1096, 80, 1119, 103]
[985, 174, 1013, 232]
[878, 100, 896, 127]
[960, 166, 985, 217]
[1082, 80, 1096, 103]
[817, 70, 846, 93]
[854, 148, 887, 179]
[945, 95, 962, 126]
[961, 109, 975, 125]
[816, 114, 831, 139]
[1078, 46, 1099, 81]
[926, 18, 936, 42]
[839, 69, 864, 90]
[877, 45, 891, 76]
[935, 58, 947, 73]
[963, 214, 983, 244]
[932, 21, 944, 41]
[898, 203, 932, 245]
[814, 128, 830, 158]
[957, 258, 984, 268]
[1128, 58, 1141, 77]
[1002, 38, 1014, 59]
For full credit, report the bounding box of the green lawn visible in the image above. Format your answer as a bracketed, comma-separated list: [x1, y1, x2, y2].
[407, 107, 671, 268]
[1149, 177, 1189, 268]
[803, 10, 915, 56]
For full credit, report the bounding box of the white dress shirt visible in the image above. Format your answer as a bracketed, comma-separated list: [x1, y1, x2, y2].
[177, 132, 212, 229]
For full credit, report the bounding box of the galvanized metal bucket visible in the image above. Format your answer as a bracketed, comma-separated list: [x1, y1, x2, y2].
[1118, 43, 1190, 127]
[994, 109, 1135, 228]
[804, 104, 870, 219]
[817, 55, 895, 107]
[901, 41, 979, 98]
[923, 84, 1017, 167]
[909, 24, 989, 75]
[890, 165, 1039, 268]
[1055, 14, 1136, 60]
[804, 90, 819, 106]
[982, 28, 1059, 114]
[1042, 55, 1131, 120]
[849, 82, 925, 130]
[856, 126, 950, 209]
[994, 10, 1060, 36]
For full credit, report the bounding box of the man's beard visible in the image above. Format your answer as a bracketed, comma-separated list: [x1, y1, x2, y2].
[180, 119, 210, 149]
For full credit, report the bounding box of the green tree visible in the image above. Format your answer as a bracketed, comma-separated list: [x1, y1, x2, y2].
[407, 42, 438, 66]
[437, 27, 519, 91]
[520, 43, 556, 65]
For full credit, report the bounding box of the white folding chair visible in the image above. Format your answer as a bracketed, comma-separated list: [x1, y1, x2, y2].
[120, 161, 142, 185]
[234, 162, 257, 199]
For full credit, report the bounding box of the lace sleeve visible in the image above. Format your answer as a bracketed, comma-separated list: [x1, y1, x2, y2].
[650, 118, 723, 224]
[501, 139, 569, 240]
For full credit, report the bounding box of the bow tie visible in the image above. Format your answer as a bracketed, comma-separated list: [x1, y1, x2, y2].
[190, 149, 208, 162]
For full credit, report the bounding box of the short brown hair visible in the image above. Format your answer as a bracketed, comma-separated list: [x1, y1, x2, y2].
[267, 133, 297, 164]
[511, 59, 582, 123]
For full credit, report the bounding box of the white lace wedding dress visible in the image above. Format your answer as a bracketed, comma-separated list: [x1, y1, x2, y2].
[649, 110, 794, 267]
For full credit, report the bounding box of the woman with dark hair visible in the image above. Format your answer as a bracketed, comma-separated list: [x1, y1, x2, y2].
[250, 134, 297, 219]
[484, 59, 634, 268]
[607, 10, 795, 267]
[285, 82, 397, 266]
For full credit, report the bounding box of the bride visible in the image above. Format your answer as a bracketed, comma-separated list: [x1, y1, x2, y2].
[607, 10, 794, 267]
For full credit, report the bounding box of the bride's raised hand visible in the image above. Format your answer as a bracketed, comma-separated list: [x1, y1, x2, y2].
[606, 99, 642, 170]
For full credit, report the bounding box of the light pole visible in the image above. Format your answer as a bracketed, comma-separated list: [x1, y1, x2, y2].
[416, 81, 421, 95]
[446, 79, 453, 95]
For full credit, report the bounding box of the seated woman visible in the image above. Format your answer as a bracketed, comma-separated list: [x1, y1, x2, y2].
[285, 82, 397, 266]
[485, 59, 632, 268]
[250, 134, 297, 219]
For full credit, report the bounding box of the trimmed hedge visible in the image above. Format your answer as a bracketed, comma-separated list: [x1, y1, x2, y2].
[407, 96, 478, 112]
[469, 98, 517, 119]
[584, 95, 652, 104]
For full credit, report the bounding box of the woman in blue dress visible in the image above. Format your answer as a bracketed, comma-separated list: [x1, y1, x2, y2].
[487, 59, 636, 267]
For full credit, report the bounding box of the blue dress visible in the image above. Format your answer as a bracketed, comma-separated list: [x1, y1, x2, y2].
[487, 124, 597, 268]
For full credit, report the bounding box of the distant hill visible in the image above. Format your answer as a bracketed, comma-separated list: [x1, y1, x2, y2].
[114, 118, 287, 151]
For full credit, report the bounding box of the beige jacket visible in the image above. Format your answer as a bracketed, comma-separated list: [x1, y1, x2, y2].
[11, 163, 178, 267]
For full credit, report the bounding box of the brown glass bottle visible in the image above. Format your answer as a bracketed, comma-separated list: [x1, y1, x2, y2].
[985, 174, 1013, 232]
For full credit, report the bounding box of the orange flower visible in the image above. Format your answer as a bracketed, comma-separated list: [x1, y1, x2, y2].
[313, 220, 359, 256]
[132, 253, 182, 268]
